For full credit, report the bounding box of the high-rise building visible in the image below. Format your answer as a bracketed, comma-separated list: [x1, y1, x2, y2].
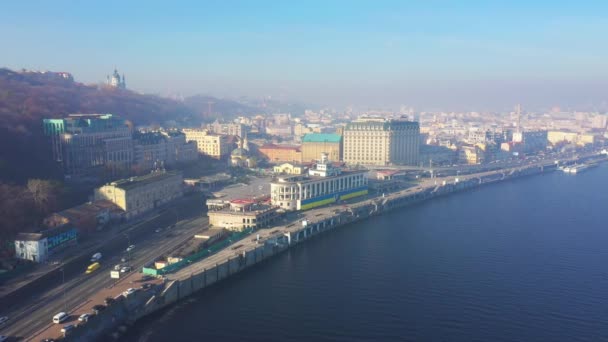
[343, 117, 420, 166]
[43, 114, 133, 178]
[133, 131, 197, 172]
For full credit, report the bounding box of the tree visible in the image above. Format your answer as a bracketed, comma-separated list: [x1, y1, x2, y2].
[26, 179, 62, 215]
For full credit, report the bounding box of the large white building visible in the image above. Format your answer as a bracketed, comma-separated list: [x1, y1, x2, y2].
[270, 153, 368, 211]
[343, 117, 420, 166]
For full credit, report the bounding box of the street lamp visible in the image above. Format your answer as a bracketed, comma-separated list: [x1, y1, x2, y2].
[60, 267, 66, 312]
[124, 233, 131, 262]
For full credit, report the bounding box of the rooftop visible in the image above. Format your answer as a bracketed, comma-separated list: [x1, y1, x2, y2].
[259, 144, 301, 151]
[302, 133, 342, 143]
[108, 171, 182, 190]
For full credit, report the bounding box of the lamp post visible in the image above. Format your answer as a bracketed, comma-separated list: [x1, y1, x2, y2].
[60, 267, 66, 312]
[124, 233, 131, 262]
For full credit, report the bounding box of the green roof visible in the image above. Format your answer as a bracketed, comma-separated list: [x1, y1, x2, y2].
[302, 133, 342, 143]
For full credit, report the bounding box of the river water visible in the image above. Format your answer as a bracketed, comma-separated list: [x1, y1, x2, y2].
[123, 164, 608, 342]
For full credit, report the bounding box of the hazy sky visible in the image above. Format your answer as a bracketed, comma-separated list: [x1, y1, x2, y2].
[2, 1, 607, 110]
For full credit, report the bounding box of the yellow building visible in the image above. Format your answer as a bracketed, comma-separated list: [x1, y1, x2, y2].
[273, 163, 307, 175]
[301, 133, 342, 163]
[94, 171, 183, 220]
[182, 128, 231, 159]
[547, 131, 578, 145]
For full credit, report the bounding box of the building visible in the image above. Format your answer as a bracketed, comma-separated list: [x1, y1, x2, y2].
[547, 131, 596, 147]
[343, 117, 419, 166]
[14, 224, 78, 263]
[182, 128, 231, 159]
[133, 131, 197, 172]
[43, 200, 123, 234]
[270, 153, 368, 211]
[94, 171, 183, 220]
[258, 144, 303, 163]
[458, 145, 484, 164]
[206, 120, 245, 137]
[273, 163, 308, 175]
[265, 125, 293, 137]
[512, 130, 547, 153]
[301, 133, 342, 163]
[207, 199, 280, 231]
[106, 68, 126, 89]
[43, 114, 133, 178]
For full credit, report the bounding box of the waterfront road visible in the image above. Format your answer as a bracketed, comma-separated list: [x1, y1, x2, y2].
[0, 206, 209, 341]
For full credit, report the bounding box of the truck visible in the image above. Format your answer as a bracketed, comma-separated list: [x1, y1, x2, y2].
[90, 252, 102, 262]
[86, 262, 100, 274]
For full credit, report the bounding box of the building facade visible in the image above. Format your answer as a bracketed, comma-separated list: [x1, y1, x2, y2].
[207, 200, 280, 231]
[133, 131, 197, 171]
[301, 133, 342, 162]
[270, 154, 368, 211]
[258, 144, 303, 163]
[43, 114, 133, 178]
[343, 117, 419, 166]
[182, 128, 231, 159]
[206, 120, 245, 137]
[94, 171, 183, 220]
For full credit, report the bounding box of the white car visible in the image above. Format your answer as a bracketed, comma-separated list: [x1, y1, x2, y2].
[123, 288, 137, 296]
[78, 313, 91, 322]
[126, 245, 135, 252]
[120, 266, 132, 273]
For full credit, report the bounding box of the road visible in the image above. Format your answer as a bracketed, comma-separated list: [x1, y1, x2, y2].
[0, 194, 209, 340]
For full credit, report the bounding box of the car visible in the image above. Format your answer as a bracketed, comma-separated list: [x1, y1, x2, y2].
[120, 266, 132, 273]
[104, 297, 115, 305]
[40, 339, 55, 342]
[142, 283, 152, 290]
[123, 288, 137, 296]
[0, 316, 8, 325]
[155, 228, 163, 233]
[92, 304, 106, 314]
[114, 264, 122, 271]
[126, 245, 135, 252]
[140, 275, 153, 282]
[61, 324, 75, 334]
[78, 313, 91, 322]
[121, 257, 128, 263]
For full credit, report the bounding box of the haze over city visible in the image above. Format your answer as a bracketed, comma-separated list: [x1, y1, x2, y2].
[2, 0, 608, 110]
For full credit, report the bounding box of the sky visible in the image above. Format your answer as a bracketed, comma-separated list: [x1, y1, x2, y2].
[2, 1, 608, 110]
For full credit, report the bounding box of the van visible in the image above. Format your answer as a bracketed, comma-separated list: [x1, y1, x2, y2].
[90, 252, 102, 262]
[85, 262, 100, 274]
[53, 312, 68, 324]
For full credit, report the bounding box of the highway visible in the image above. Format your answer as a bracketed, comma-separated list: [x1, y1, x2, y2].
[0, 195, 209, 341]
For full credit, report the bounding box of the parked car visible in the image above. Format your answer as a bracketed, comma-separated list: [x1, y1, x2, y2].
[78, 313, 91, 322]
[104, 297, 115, 305]
[140, 275, 153, 282]
[114, 264, 122, 271]
[120, 266, 132, 273]
[92, 305, 106, 314]
[142, 283, 152, 290]
[0, 316, 8, 325]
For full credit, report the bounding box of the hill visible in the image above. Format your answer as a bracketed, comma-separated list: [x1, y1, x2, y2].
[0, 68, 255, 183]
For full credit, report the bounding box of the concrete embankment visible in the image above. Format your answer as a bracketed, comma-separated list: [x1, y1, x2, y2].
[62, 160, 604, 341]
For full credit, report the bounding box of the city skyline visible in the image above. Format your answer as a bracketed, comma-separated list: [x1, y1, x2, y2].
[2, 1, 608, 110]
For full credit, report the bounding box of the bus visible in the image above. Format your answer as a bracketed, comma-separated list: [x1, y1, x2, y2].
[85, 262, 101, 274]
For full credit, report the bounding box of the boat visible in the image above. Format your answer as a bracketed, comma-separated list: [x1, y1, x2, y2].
[568, 163, 598, 174]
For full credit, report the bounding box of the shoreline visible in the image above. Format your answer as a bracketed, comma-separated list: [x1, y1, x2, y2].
[39, 155, 607, 341]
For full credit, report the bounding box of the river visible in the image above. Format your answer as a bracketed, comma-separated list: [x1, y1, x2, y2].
[122, 164, 608, 341]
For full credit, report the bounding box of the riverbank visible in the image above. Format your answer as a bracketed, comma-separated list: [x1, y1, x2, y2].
[38, 154, 606, 341]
